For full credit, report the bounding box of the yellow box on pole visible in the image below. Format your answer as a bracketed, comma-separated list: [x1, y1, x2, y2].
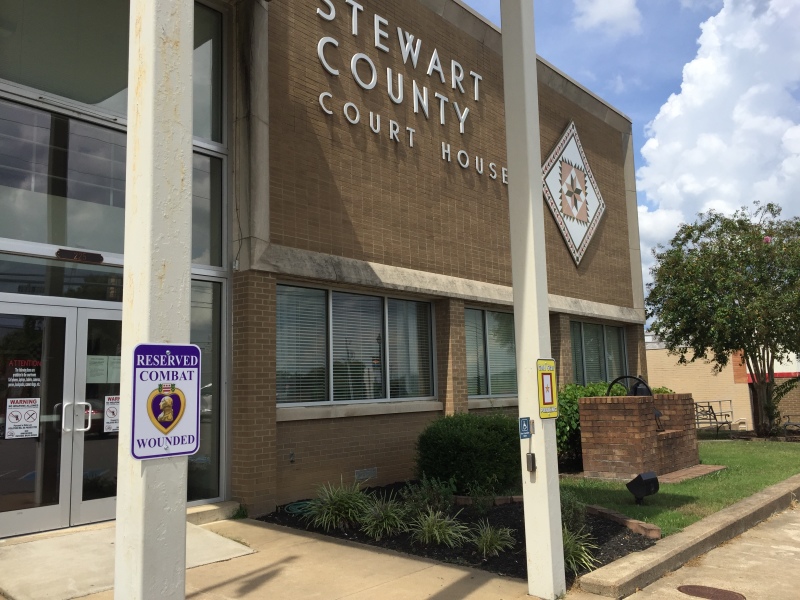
[537, 359, 558, 419]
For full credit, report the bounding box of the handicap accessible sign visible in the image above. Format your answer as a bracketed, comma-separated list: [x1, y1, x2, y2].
[131, 344, 201, 460]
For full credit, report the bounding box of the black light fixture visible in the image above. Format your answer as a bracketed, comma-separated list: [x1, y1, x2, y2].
[627, 471, 659, 505]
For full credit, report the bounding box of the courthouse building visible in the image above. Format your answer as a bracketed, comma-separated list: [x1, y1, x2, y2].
[0, 0, 646, 535]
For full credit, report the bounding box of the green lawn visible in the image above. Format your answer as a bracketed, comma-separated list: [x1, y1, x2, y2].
[561, 440, 800, 536]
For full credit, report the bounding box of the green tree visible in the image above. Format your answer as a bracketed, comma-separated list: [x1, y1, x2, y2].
[646, 202, 800, 435]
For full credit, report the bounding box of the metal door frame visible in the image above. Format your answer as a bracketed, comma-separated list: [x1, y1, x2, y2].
[69, 307, 122, 526]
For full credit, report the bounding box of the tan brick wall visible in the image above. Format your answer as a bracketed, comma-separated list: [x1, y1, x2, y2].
[275, 411, 441, 505]
[776, 377, 800, 419]
[579, 394, 698, 479]
[435, 298, 468, 414]
[231, 271, 278, 515]
[647, 348, 753, 429]
[267, 0, 635, 307]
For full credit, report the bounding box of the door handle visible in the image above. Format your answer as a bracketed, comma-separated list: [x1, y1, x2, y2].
[75, 401, 92, 432]
[62, 402, 73, 432]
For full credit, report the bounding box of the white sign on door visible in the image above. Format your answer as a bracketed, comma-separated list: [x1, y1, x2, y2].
[104, 395, 120, 433]
[5, 397, 40, 439]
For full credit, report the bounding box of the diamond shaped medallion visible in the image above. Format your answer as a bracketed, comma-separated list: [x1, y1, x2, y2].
[542, 122, 605, 265]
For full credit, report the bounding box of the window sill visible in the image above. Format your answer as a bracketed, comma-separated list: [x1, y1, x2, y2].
[468, 397, 519, 410]
[276, 400, 443, 422]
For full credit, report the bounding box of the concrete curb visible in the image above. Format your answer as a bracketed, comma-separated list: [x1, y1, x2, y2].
[579, 472, 800, 598]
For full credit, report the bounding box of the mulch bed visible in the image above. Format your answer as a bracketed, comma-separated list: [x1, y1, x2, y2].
[257, 485, 656, 586]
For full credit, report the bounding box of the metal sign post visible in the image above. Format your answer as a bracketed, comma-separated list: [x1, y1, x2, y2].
[115, 0, 195, 598]
[499, 1, 567, 598]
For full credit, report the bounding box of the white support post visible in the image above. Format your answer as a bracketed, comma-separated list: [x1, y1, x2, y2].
[114, 0, 194, 598]
[499, 1, 566, 598]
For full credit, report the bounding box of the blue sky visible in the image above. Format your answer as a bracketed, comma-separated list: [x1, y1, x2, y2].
[461, 0, 800, 287]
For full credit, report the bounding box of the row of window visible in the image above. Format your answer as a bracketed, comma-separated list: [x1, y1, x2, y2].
[277, 286, 629, 404]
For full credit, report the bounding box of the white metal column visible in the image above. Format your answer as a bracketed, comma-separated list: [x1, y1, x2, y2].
[114, 0, 194, 597]
[500, 1, 567, 598]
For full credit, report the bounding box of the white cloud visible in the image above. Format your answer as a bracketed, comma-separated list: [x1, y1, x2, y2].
[636, 0, 800, 288]
[573, 0, 642, 38]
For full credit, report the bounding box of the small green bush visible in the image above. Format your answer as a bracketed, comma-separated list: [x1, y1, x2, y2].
[470, 519, 515, 558]
[557, 382, 627, 465]
[359, 493, 407, 540]
[466, 477, 498, 516]
[408, 508, 471, 547]
[400, 474, 457, 515]
[562, 524, 600, 575]
[302, 479, 369, 532]
[560, 487, 586, 531]
[415, 413, 518, 494]
[651, 386, 675, 394]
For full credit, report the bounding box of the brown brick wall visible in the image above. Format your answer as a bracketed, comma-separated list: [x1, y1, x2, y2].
[654, 393, 699, 472]
[579, 394, 698, 480]
[267, 0, 635, 307]
[550, 313, 573, 389]
[469, 406, 518, 417]
[626, 324, 647, 381]
[275, 411, 440, 505]
[538, 81, 634, 307]
[436, 298, 468, 414]
[231, 270, 278, 514]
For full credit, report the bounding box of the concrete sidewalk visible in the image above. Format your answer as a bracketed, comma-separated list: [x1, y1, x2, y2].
[83, 519, 533, 600]
[78, 507, 799, 600]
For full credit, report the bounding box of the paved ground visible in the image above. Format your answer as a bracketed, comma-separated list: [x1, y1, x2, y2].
[0, 523, 252, 600]
[609, 506, 800, 599]
[74, 506, 797, 600]
[3, 503, 797, 599]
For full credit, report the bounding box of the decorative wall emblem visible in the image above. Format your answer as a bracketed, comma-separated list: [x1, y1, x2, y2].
[542, 122, 605, 265]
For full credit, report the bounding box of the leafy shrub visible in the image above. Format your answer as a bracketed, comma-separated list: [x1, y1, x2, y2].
[557, 382, 627, 466]
[466, 477, 498, 517]
[416, 413, 518, 494]
[559, 487, 586, 531]
[470, 519, 515, 558]
[359, 493, 408, 540]
[408, 508, 471, 547]
[399, 474, 457, 515]
[562, 524, 600, 575]
[302, 479, 369, 532]
[651, 386, 675, 394]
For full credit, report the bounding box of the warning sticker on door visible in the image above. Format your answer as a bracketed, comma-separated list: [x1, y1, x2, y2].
[104, 395, 120, 433]
[5, 397, 40, 439]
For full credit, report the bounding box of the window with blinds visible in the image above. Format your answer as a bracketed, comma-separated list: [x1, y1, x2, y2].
[604, 325, 626, 381]
[276, 286, 435, 404]
[465, 309, 487, 395]
[388, 299, 433, 398]
[487, 311, 517, 394]
[332, 292, 385, 401]
[570, 321, 585, 385]
[466, 308, 517, 396]
[582, 323, 606, 384]
[276, 286, 327, 403]
[570, 321, 627, 386]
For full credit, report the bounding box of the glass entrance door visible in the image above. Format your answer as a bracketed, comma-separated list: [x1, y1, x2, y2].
[0, 304, 76, 538]
[0, 304, 122, 537]
[70, 309, 122, 525]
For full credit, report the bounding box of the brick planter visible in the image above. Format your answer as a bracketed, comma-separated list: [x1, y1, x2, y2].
[579, 394, 699, 480]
